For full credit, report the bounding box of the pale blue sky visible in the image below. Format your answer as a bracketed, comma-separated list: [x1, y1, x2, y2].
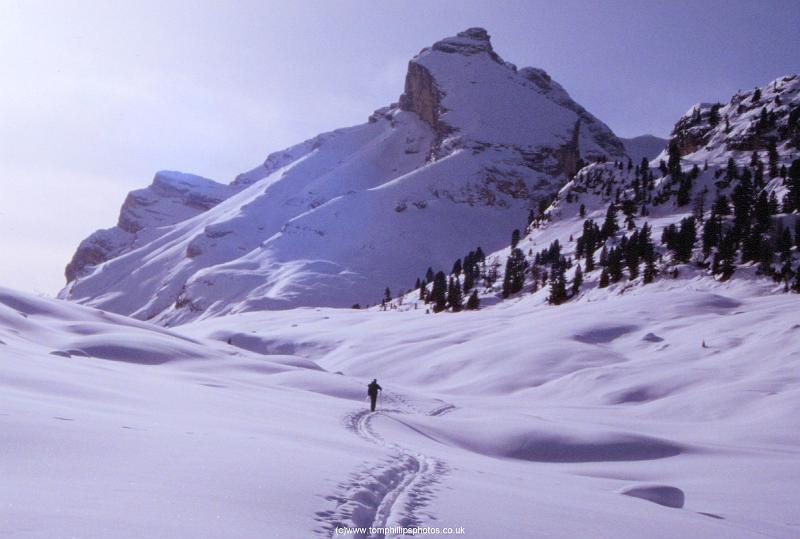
[1, 0, 798, 294]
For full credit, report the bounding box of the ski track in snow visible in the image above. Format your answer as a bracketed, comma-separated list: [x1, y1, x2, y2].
[315, 392, 450, 538]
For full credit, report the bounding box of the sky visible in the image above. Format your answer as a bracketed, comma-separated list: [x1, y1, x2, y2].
[1, 0, 798, 295]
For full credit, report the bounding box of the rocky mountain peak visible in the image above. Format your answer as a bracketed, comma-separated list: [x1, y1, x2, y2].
[431, 27, 496, 56]
[399, 28, 498, 133]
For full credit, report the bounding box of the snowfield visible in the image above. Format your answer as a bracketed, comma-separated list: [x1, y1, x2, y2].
[3, 281, 799, 538]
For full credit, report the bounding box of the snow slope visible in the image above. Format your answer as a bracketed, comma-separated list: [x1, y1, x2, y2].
[172, 277, 800, 538]
[60, 28, 626, 324]
[5, 276, 798, 537]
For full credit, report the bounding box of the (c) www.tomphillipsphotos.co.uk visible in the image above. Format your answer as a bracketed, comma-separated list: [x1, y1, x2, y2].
[334, 525, 466, 535]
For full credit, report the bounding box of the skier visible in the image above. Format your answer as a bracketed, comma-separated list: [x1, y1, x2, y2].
[367, 379, 382, 412]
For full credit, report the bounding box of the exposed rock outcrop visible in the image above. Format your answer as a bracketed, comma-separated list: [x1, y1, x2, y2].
[667, 75, 800, 160]
[64, 171, 230, 281]
[399, 62, 441, 130]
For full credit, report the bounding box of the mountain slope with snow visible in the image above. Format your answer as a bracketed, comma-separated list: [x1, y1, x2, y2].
[409, 74, 799, 318]
[60, 28, 626, 324]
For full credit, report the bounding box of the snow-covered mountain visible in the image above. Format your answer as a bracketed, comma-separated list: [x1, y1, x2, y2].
[620, 134, 667, 163]
[8, 21, 800, 539]
[60, 28, 626, 324]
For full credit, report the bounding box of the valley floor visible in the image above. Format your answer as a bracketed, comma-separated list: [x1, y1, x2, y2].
[1, 280, 799, 538]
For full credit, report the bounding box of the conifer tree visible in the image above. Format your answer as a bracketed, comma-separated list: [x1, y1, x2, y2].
[643, 251, 657, 284]
[622, 232, 639, 278]
[447, 276, 463, 312]
[667, 142, 682, 176]
[741, 228, 761, 263]
[767, 141, 779, 178]
[463, 268, 474, 293]
[511, 229, 521, 249]
[426, 267, 434, 283]
[599, 245, 609, 267]
[732, 172, 754, 239]
[781, 261, 793, 290]
[548, 263, 568, 305]
[753, 191, 771, 233]
[571, 264, 583, 296]
[502, 248, 527, 297]
[639, 222, 654, 259]
[712, 194, 731, 215]
[757, 238, 774, 275]
[715, 232, 737, 280]
[676, 217, 697, 262]
[708, 103, 721, 126]
[768, 191, 779, 214]
[702, 214, 720, 258]
[725, 157, 738, 182]
[607, 247, 624, 282]
[465, 290, 480, 310]
[601, 203, 619, 239]
[599, 267, 610, 288]
[431, 272, 447, 312]
[693, 191, 706, 222]
[777, 226, 793, 263]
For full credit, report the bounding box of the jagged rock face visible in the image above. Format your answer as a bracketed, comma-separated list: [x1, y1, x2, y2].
[399, 62, 441, 130]
[61, 28, 627, 324]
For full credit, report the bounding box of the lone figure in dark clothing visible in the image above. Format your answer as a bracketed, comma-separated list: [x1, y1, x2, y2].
[367, 379, 382, 412]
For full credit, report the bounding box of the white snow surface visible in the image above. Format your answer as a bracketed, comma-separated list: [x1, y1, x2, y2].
[3, 281, 800, 538]
[60, 28, 625, 324]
